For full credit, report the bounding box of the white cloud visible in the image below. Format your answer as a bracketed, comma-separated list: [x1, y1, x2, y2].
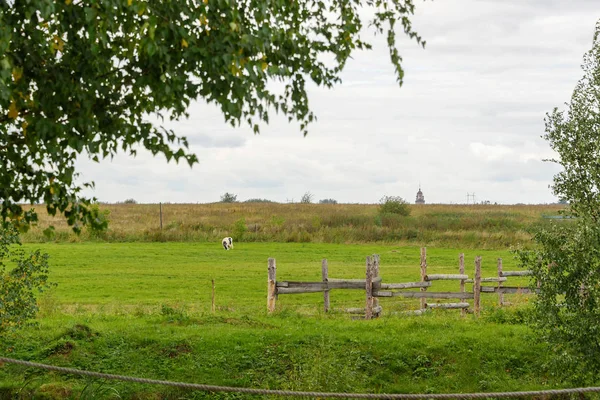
[470, 143, 514, 162]
[76, 1, 598, 205]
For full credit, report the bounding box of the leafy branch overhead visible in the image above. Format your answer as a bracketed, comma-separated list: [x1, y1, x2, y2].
[0, 0, 424, 231]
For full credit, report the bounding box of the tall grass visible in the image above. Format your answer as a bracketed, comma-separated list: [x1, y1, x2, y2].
[21, 203, 566, 249]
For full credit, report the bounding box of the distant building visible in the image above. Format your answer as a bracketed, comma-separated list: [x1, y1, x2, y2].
[415, 187, 425, 204]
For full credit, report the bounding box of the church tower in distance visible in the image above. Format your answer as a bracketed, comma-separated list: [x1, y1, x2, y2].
[415, 186, 425, 204]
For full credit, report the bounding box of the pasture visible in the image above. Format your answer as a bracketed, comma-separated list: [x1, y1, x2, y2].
[0, 242, 556, 399]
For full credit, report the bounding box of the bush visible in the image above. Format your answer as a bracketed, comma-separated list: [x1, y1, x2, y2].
[123, 198, 137, 204]
[220, 192, 238, 203]
[300, 192, 314, 204]
[378, 196, 410, 216]
[244, 198, 274, 203]
[0, 224, 54, 333]
[87, 204, 110, 238]
[319, 199, 338, 204]
[233, 218, 248, 239]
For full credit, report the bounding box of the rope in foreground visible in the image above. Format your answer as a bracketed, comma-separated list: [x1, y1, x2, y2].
[1, 356, 599, 399]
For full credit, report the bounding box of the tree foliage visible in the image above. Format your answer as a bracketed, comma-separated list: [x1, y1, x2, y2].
[378, 195, 410, 216]
[0, 223, 53, 333]
[319, 198, 338, 204]
[515, 20, 600, 383]
[0, 0, 424, 231]
[300, 191, 314, 204]
[243, 198, 274, 203]
[220, 192, 238, 203]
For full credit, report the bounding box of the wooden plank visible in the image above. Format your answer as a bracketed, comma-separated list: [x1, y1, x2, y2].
[365, 255, 374, 320]
[322, 259, 329, 313]
[500, 270, 533, 277]
[426, 302, 470, 309]
[373, 254, 381, 315]
[420, 247, 427, 310]
[425, 274, 469, 281]
[346, 306, 382, 315]
[277, 287, 326, 294]
[480, 286, 535, 294]
[497, 258, 504, 306]
[380, 281, 431, 289]
[473, 256, 482, 317]
[277, 281, 365, 290]
[328, 276, 383, 284]
[211, 279, 216, 314]
[373, 291, 474, 299]
[465, 277, 507, 283]
[459, 252, 466, 317]
[267, 258, 277, 313]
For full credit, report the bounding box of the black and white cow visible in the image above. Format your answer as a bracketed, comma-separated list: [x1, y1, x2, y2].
[222, 237, 233, 250]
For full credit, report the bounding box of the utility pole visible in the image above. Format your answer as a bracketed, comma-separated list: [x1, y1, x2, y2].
[466, 193, 476, 205]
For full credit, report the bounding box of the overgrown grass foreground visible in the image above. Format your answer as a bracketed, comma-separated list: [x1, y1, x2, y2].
[20, 203, 567, 249]
[0, 242, 582, 399]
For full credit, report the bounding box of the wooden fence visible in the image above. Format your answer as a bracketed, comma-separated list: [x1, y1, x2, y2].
[267, 247, 534, 318]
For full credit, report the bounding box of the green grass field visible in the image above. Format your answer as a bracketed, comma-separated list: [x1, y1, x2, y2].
[0, 242, 555, 399]
[28, 242, 528, 313]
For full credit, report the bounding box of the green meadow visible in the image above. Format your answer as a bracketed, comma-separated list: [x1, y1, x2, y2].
[0, 241, 555, 399]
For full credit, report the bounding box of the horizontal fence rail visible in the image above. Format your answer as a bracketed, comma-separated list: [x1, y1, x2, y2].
[500, 271, 533, 277]
[374, 291, 475, 299]
[480, 287, 536, 294]
[425, 274, 469, 281]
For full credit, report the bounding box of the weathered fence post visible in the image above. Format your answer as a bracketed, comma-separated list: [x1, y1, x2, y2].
[322, 259, 330, 313]
[211, 279, 216, 313]
[365, 256, 374, 320]
[459, 253, 466, 316]
[420, 247, 427, 311]
[159, 202, 163, 230]
[373, 254, 381, 317]
[267, 258, 277, 313]
[474, 256, 482, 317]
[497, 258, 504, 306]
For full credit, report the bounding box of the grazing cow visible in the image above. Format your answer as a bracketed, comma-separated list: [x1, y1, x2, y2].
[222, 237, 233, 250]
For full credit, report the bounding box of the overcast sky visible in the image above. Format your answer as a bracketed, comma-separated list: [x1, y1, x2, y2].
[77, 1, 600, 205]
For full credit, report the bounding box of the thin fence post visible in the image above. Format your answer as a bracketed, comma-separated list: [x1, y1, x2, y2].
[474, 256, 482, 317]
[420, 247, 427, 311]
[373, 254, 381, 317]
[322, 259, 330, 313]
[365, 256, 374, 320]
[497, 258, 504, 306]
[459, 253, 465, 316]
[159, 202, 163, 230]
[211, 279, 216, 313]
[267, 258, 277, 313]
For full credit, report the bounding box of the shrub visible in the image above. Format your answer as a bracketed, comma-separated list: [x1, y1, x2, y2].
[378, 196, 410, 216]
[233, 218, 248, 239]
[300, 191, 314, 204]
[123, 198, 137, 204]
[319, 199, 338, 204]
[244, 198, 275, 203]
[0, 224, 54, 333]
[87, 204, 110, 238]
[220, 192, 238, 203]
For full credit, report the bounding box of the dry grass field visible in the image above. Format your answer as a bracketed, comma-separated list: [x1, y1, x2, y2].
[21, 202, 567, 249]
